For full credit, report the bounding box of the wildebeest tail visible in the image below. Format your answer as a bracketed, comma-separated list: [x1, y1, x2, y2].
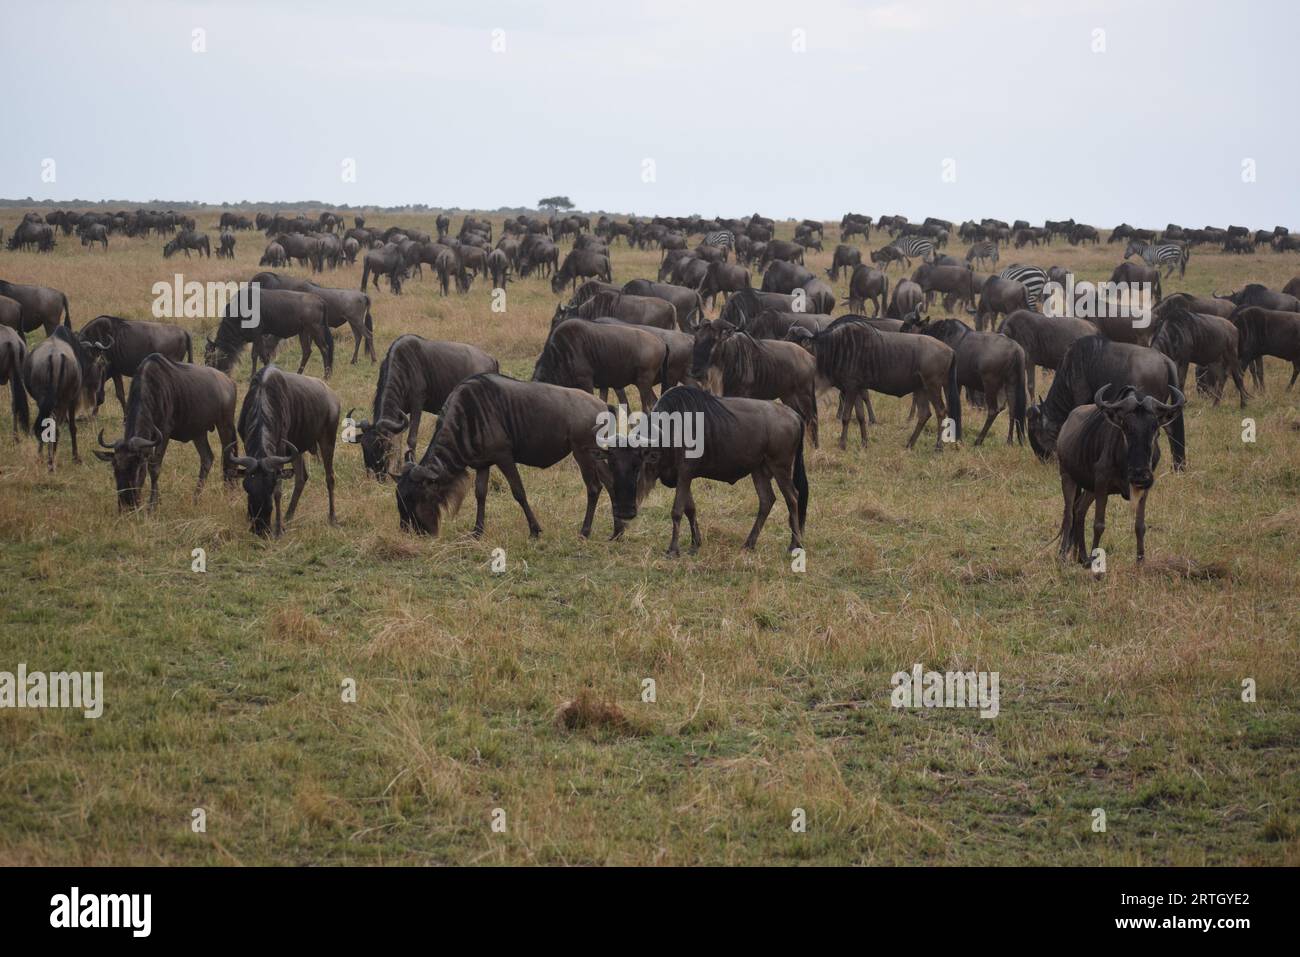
[322, 320, 335, 371]
[364, 297, 373, 332]
[945, 353, 962, 439]
[3, 343, 29, 433]
[1165, 361, 1187, 468]
[61, 294, 71, 328]
[658, 344, 671, 389]
[184, 330, 193, 363]
[793, 430, 809, 530]
[33, 353, 63, 438]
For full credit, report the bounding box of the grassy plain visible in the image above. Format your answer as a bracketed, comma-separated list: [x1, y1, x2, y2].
[0, 211, 1297, 864]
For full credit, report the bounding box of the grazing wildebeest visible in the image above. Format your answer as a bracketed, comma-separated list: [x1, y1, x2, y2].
[869, 245, 908, 271]
[216, 230, 236, 259]
[0, 325, 30, 440]
[349, 335, 498, 477]
[913, 263, 980, 314]
[1027, 335, 1186, 470]
[554, 290, 677, 330]
[394, 373, 620, 539]
[93, 355, 238, 511]
[747, 310, 831, 342]
[798, 278, 836, 315]
[826, 244, 862, 281]
[231, 364, 339, 537]
[996, 309, 1095, 398]
[552, 250, 612, 294]
[342, 236, 360, 265]
[900, 316, 1027, 445]
[715, 287, 798, 331]
[0, 280, 71, 334]
[601, 386, 808, 557]
[80, 224, 109, 251]
[1230, 306, 1300, 391]
[689, 320, 818, 446]
[975, 276, 1030, 331]
[486, 248, 511, 290]
[204, 289, 334, 380]
[1214, 283, 1300, 314]
[786, 316, 959, 450]
[1055, 385, 1184, 565]
[1149, 303, 1248, 406]
[885, 279, 926, 319]
[163, 230, 211, 259]
[697, 261, 751, 310]
[760, 240, 806, 267]
[622, 280, 705, 332]
[844, 265, 889, 316]
[260, 242, 287, 267]
[252, 273, 375, 364]
[78, 315, 192, 415]
[360, 244, 408, 294]
[23, 326, 110, 469]
[533, 319, 670, 411]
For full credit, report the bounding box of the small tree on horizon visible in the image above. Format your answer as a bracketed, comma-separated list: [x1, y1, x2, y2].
[538, 195, 575, 212]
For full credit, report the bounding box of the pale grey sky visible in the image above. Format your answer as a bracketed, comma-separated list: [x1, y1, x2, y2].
[2, 0, 1295, 228]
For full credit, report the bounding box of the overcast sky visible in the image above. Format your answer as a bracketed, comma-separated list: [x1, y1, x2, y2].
[2, 0, 1295, 228]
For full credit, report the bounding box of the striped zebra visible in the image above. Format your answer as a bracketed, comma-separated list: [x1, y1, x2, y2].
[888, 236, 935, 265]
[1124, 240, 1188, 278]
[702, 229, 735, 251]
[998, 264, 1048, 309]
[965, 240, 999, 269]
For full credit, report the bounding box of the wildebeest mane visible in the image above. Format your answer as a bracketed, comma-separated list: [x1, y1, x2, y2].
[239, 365, 288, 459]
[123, 353, 174, 441]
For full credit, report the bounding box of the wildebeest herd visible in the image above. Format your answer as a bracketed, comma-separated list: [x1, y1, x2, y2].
[4, 207, 1300, 567]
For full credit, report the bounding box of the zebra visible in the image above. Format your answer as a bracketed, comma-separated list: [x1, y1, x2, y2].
[965, 240, 999, 270]
[1124, 240, 1188, 278]
[998, 264, 1048, 309]
[888, 236, 935, 265]
[702, 229, 735, 251]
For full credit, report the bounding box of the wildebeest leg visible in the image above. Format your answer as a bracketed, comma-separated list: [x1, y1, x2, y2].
[837, 391, 851, 450]
[667, 478, 693, 557]
[350, 322, 362, 364]
[854, 393, 869, 445]
[297, 332, 311, 375]
[1288, 364, 1300, 391]
[1072, 491, 1095, 564]
[907, 391, 932, 450]
[773, 465, 803, 552]
[1090, 494, 1108, 562]
[405, 411, 423, 463]
[1027, 364, 1036, 399]
[974, 378, 1002, 446]
[321, 438, 337, 525]
[1250, 357, 1265, 391]
[743, 469, 776, 550]
[863, 389, 878, 426]
[273, 483, 283, 538]
[1134, 489, 1149, 562]
[284, 455, 309, 523]
[472, 467, 490, 537]
[192, 435, 214, 503]
[574, 454, 608, 540]
[112, 373, 127, 414]
[497, 458, 542, 537]
[67, 405, 79, 464]
[635, 381, 657, 411]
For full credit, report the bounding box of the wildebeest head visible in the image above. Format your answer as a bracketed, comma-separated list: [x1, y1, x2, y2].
[93, 427, 161, 510]
[1026, 397, 1057, 462]
[162, 237, 179, 258]
[689, 319, 735, 383]
[229, 442, 296, 536]
[346, 407, 409, 479]
[899, 311, 929, 333]
[393, 462, 468, 535]
[1094, 385, 1184, 495]
[595, 416, 662, 523]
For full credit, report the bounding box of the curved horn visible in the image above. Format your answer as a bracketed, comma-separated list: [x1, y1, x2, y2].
[231, 454, 258, 469]
[1145, 386, 1185, 414]
[126, 435, 157, 452]
[97, 429, 121, 450]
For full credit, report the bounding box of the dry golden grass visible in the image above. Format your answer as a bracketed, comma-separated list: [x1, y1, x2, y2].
[0, 208, 1297, 865]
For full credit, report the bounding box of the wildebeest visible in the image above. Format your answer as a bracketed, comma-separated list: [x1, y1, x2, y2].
[900, 316, 1027, 445]
[163, 230, 211, 259]
[204, 289, 334, 380]
[885, 279, 926, 319]
[786, 316, 959, 450]
[826, 244, 862, 281]
[601, 386, 807, 556]
[349, 335, 499, 477]
[996, 308, 1095, 397]
[552, 249, 612, 294]
[1230, 306, 1300, 391]
[913, 263, 980, 314]
[360, 244, 409, 294]
[259, 242, 287, 267]
[553, 290, 677, 330]
[0, 280, 71, 334]
[394, 373, 620, 539]
[844, 265, 889, 316]
[1149, 302, 1248, 406]
[78, 314, 192, 414]
[231, 364, 340, 536]
[975, 276, 1030, 331]
[533, 319, 670, 410]
[80, 224, 109, 251]
[869, 245, 908, 271]
[93, 355, 237, 511]
[760, 240, 805, 267]
[216, 230, 236, 259]
[23, 326, 111, 469]
[1027, 335, 1186, 469]
[1055, 385, 1184, 565]
[252, 273, 375, 364]
[0, 325, 30, 439]
[697, 261, 751, 311]
[689, 320, 818, 446]
[621, 279, 705, 332]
